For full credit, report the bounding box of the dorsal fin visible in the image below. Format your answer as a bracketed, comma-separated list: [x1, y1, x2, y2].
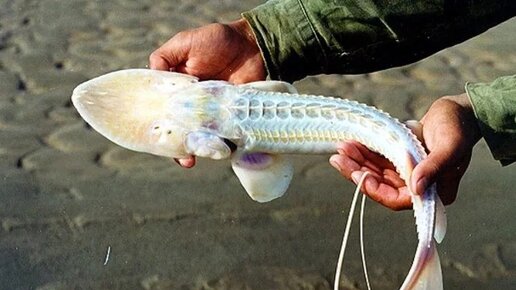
[238, 80, 298, 94]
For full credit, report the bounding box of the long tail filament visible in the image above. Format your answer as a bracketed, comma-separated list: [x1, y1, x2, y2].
[334, 171, 372, 290]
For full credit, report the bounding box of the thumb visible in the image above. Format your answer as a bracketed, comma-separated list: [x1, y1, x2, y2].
[149, 34, 190, 71]
[149, 51, 172, 70]
[410, 145, 457, 195]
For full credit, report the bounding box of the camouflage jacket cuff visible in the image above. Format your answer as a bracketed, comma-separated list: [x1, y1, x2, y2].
[466, 75, 516, 166]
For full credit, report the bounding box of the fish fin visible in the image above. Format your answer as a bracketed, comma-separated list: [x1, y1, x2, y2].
[231, 151, 293, 203]
[184, 131, 231, 160]
[401, 241, 443, 290]
[71, 69, 198, 157]
[238, 81, 298, 93]
[434, 195, 447, 243]
[405, 120, 423, 141]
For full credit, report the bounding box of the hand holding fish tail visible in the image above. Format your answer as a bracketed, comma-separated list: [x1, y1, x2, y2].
[411, 94, 481, 204]
[330, 93, 481, 210]
[149, 19, 265, 84]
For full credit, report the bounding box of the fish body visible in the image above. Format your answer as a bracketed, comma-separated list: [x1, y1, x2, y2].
[71, 69, 446, 290]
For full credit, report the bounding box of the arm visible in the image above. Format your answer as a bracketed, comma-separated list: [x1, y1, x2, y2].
[243, 0, 515, 82]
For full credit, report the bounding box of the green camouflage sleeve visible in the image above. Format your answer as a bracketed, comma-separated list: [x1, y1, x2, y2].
[466, 75, 516, 166]
[242, 0, 515, 82]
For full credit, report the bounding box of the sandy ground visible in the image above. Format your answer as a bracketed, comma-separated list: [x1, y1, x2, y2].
[0, 0, 515, 289]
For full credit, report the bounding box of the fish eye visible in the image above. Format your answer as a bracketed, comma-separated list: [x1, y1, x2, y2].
[166, 130, 172, 135]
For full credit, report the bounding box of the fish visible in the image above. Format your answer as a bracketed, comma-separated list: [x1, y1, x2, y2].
[71, 69, 447, 290]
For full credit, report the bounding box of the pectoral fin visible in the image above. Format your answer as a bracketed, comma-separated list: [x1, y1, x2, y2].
[231, 152, 293, 203]
[185, 131, 231, 160]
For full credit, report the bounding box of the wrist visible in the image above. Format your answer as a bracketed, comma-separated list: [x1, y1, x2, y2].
[443, 93, 473, 110]
[228, 18, 259, 49]
[226, 18, 267, 82]
[442, 93, 482, 145]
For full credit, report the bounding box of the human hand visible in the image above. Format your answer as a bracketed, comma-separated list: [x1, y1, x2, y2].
[149, 18, 266, 84]
[329, 94, 481, 210]
[149, 19, 266, 168]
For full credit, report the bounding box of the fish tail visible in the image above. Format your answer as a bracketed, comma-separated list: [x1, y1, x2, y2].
[400, 240, 443, 290]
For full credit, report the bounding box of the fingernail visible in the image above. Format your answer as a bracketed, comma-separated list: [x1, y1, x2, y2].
[414, 177, 428, 195]
[351, 171, 362, 184]
[329, 156, 341, 171]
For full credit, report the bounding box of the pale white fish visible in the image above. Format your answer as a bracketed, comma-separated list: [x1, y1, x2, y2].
[71, 69, 447, 290]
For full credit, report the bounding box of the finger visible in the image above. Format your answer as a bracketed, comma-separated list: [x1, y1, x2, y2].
[338, 141, 395, 171]
[149, 51, 172, 70]
[330, 154, 361, 180]
[351, 171, 412, 210]
[331, 154, 411, 210]
[173, 156, 196, 168]
[174, 63, 188, 74]
[330, 154, 383, 181]
[355, 143, 396, 170]
[382, 168, 406, 188]
[410, 144, 460, 195]
[336, 141, 363, 161]
[331, 151, 404, 189]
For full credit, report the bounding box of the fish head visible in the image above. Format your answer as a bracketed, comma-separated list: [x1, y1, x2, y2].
[71, 69, 201, 158]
